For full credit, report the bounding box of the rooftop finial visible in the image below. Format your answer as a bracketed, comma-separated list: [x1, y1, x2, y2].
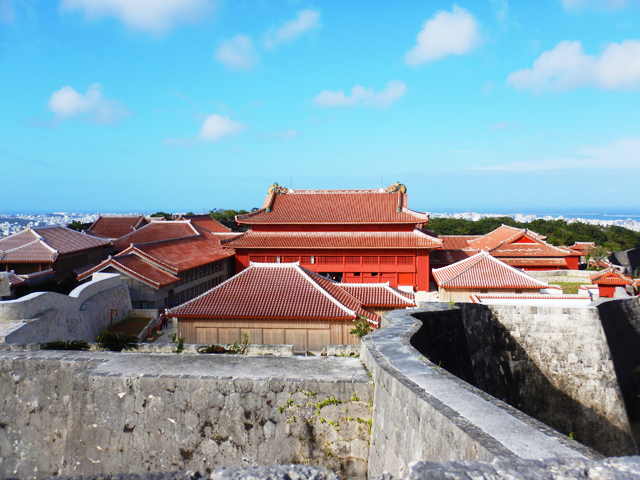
[268, 182, 288, 195]
[386, 182, 406, 194]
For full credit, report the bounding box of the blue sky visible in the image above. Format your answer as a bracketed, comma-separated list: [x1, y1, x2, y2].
[1, 0, 640, 215]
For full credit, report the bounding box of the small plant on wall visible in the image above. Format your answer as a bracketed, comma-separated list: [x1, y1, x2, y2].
[350, 316, 371, 339]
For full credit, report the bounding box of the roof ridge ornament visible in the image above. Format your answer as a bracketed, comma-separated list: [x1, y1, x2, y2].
[267, 182, 288, 195]
[385, 182, 406, 194]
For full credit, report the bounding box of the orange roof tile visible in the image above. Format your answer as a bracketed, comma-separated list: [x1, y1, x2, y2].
[35, 227, 111, 254]
[467, 225, 577, 258]
[182, 215, 232, 233]
[433, 252, 549, 289]
[79, 254, 181, 288]
[0, 240, 57, 263]
[236, 189, 428, 225]
[499, 258, 570, 268]
[222, 230, 442, 249]
[87, 215, 147, 240]
[168, 263, 379, 325]
[337, 283, 415, 308]
[438, 235, 481, 250]
[112, 220, 199, 251]
[590, 267, 633, 286]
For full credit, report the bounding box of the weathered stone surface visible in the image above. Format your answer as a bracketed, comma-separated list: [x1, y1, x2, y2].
[0, 351, 372, 480]
[210, 464, 339, 480]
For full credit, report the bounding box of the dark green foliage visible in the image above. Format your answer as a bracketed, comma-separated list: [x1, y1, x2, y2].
[425, 217, 640, 251]
[350, 317, 372, 339]
[97, 331, 139, 352]
[43, 339, 90, 350]
[209, 208, 258, 231]
[197, 344, 228, 354]
[150, 212, 173, 220]
[67, 221, 90, 231]
[173, 337, 186, 353]
[198, 333, 250, 354]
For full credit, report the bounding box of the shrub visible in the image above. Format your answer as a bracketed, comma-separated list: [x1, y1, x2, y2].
[43, 339, 90, 351]
[350, 317, 371, 339]
[197, 344, 227, 354]
[97, 331, 139, 352]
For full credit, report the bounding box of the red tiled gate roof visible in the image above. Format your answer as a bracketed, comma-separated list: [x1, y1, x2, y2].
[590, 267, 633, 286]
[337, 283, 415, 308]
[87, 215, 147, 239]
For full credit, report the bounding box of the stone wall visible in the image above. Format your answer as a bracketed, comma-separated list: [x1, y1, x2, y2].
[410, 302, 637, 457]
[361, 307, 596, 479]
[0, 350, 373, 479]
[0, 273, 132, 344]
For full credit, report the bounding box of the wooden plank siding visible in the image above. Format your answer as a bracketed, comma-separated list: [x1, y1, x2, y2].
[178, 319, 359, 353]
[438, 287, 537, 302]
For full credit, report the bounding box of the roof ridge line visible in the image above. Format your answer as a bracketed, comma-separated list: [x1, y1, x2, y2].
[295, 265, 356, 318]
[438, 252, 488, 286]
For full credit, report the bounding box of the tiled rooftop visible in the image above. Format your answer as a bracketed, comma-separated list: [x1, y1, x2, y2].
[80, 254, 181, 288]
[590, 267, 634, 286]
[182, 215, 232, 233]
[432, 251, 550, 289]
[222, 230, 443, 249]
[236, 189, 428, 225]
[438, 235, 481, 250]
[87, 215, 147, 240]
[337, 283, 415, 308]
[0, 227, 109, 263]
[499, 257, 570, 268]
[168, 263, 380, 325]
[112, 221, 199, 251]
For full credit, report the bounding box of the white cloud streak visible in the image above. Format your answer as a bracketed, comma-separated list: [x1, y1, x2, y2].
[313, 81, 407, 108]
[215, 35, 259, 71]
[561, 0, 633, 12]
[59, 0, 215, 34]
[263, 9, 321, 49]
[47, 84, 132, 124]
[198, 114, 245, 141]
[475, 136, 640, 171]
[507, 40, 640, 93]
[405, 5, 481, 65]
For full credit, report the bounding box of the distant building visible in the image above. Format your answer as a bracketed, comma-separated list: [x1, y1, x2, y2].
[0, 226, 111, 283]
[590, 267, 634, 298]
[168, 262, 411, 352]
[431, 225, 581, 275]
[86, 215, 148, 240]
[79, 221, 237, 309]
[222, 183, 442, 292]
[432, 251, 550, 302]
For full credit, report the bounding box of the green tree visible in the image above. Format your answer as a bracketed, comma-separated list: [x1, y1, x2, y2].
[67, 221, 90, 231]
[150, 212, 173, 220]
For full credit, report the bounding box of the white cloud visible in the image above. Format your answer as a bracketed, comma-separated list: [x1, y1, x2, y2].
[263, 9, 321, 49]
[47, 84, 132, 124]
[198, 114, 245, 141]
[506, 40, 640, 93]
[60, 0, 215, 34]
[491, 0, 509, 23]
[215, 35, 259, 71]
[313, 80, 407, 108]
[0, 0, 15, 23]
[405, 5, 481, 65]
[561, 0, 632, 12]
[475, 136, 640, 171]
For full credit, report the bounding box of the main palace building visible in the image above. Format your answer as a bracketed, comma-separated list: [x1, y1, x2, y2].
[222, 183, 442, 292]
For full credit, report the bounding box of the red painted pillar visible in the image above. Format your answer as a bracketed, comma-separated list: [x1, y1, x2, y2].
[416, 250, 430, 292]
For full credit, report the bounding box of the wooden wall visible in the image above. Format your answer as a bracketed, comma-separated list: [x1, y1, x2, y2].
[438, 287, 540, 302]
[177, 318, 360, 353]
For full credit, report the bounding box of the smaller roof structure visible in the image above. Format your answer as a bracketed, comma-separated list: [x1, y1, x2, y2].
[570, 242, 595, 256]
[432, 251, 549, 290]
[467, 225, 577, 258]
[168, 262, 380, 326]
[180, 215, 232, 233]
[86, 215, 148, 240]
[336, 283, 415, 308]
[590, 267, 634, 286]
[470, 293, 591, 306]
[112, 220, 199, 251]
[0, 227, 110, 264]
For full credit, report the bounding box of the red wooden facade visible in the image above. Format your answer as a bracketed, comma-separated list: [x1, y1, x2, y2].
[223, 185, 441, 291]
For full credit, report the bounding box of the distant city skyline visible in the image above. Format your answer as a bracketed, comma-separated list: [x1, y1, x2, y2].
[2, 1, 640, 213]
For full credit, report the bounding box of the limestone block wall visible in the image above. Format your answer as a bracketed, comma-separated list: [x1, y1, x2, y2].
[0, 351, 373, 479]
[0, 273, 132, 344]
[361, 307, 596, 479]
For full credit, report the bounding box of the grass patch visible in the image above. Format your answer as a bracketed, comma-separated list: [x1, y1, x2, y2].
[549, 282, 587, 295]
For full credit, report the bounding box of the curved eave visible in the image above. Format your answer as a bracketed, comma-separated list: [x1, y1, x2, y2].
[172, 314, 358, 321]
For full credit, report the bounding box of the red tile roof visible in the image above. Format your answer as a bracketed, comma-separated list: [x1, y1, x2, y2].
[430, 249, 476, 266]
[222, 230, 443, 249]
[80, 254, 181, 288]
[0, 227, 109, 264]
[337, 283, 415, 308]
[182, 215, 232, 233]
[499, 258, 570, 268]
[433, 252, 549, 289]
[87, 215, 147, 240]
[236, 189, 428, 225]
[3, 271, 26, 288]
[466, 225, 577, 258]
[470, 293, 590, 303]
[113, 221, 199, 251]
[168, 263, 379, 325]
[438, 235, 481, 250]
[590, 267, 633, 286]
